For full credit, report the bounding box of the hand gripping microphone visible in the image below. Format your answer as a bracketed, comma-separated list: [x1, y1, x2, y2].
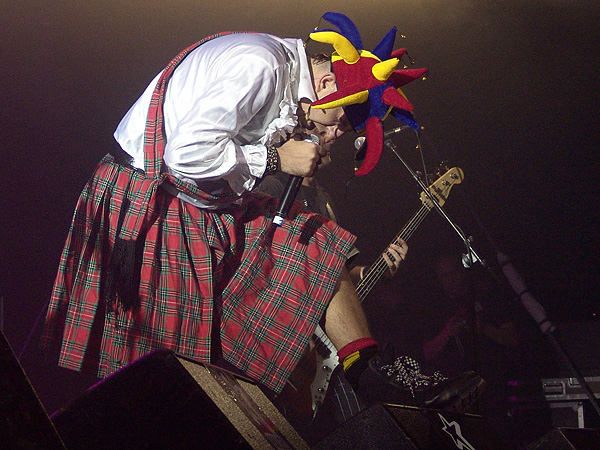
[273, 134, 321, 227]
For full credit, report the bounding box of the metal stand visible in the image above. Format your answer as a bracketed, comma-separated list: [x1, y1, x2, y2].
[384, 138, 483, 264]
[385, 137, 600, 424]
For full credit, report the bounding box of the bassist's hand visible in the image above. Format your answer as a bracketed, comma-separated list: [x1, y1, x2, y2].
[382, 239, 408, 278]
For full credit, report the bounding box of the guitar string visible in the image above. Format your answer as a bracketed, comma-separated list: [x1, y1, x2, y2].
[356, 205, 432, 301]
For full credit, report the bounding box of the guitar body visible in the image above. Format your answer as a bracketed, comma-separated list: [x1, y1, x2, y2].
[279, 342, 320, 418]
[311, 326, 339, 410]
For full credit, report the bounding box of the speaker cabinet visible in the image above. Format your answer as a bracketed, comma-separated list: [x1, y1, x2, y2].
[314, 403, 510, 449]
[51, 349, 308, 450]
[0, 330, 66, 449]
[526, 427, 600, 450]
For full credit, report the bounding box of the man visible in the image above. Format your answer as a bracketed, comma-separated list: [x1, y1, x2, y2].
[43, 13, 481, 414]
[422, 253, 521, 375]
[420, 252, 521, 440]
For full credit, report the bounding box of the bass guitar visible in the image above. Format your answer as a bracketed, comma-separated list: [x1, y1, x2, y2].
[310, 167, 464, 411]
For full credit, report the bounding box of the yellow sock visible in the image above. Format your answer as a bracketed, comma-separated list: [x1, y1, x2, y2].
[342, 350, 361, 371]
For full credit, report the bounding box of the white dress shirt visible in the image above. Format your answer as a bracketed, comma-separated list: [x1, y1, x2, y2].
[114, 33, 316, 205]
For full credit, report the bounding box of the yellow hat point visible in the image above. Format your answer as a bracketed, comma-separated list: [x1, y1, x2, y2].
[309, 31, 360, 64]
[372, 58, 399, 82]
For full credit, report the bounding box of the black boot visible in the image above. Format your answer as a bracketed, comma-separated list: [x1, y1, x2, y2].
[356, 355, 485, 412]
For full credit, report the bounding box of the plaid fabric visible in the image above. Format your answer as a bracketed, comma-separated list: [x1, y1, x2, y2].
[43, 34, 356, 393]
[42, 156, 355, 392]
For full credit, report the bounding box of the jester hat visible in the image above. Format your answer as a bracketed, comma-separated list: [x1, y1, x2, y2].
[310, 12, 428, 175]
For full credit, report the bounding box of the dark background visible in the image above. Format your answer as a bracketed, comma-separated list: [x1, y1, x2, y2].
[1, 0, 599, 432]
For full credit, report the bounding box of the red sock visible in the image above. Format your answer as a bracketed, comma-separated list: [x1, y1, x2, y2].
[337, 337, 379, 362]
[338, 338, 379, 389]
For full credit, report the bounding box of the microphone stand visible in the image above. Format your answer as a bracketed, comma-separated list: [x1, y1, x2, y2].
[384, 137, 600, 424]
[384, 139, 479, 261]
[385, 138, 485, 384]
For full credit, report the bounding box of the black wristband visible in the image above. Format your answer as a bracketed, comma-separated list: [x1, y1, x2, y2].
[265, 144, 279, 175]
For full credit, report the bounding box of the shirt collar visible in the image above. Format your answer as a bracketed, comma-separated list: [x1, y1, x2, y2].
[295, 40, 317, 103]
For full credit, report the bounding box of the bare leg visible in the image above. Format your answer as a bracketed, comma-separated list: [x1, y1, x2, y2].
[323, 266, 372, 350]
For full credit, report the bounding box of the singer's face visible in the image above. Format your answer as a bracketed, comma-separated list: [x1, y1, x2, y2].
[307, 108, 352, 168]
[309, 107, 352, 147]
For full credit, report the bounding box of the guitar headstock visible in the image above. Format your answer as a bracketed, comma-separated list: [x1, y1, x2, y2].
[420, 167, 464, 208]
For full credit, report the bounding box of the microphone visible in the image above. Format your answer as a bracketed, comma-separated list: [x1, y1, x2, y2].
[354, 125, 413, 150]
[272, 134, 321, 227]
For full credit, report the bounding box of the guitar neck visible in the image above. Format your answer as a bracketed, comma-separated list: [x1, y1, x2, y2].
[354, 203, 433, 302]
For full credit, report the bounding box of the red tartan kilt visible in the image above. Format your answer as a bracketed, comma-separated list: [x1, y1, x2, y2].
[43, 155, 356, 393]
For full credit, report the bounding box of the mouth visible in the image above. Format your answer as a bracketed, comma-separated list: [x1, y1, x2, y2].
[321, 138, 335, 150]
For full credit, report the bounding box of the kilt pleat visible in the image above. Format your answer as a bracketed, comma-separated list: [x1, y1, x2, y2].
[43, 155, 356, 392]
